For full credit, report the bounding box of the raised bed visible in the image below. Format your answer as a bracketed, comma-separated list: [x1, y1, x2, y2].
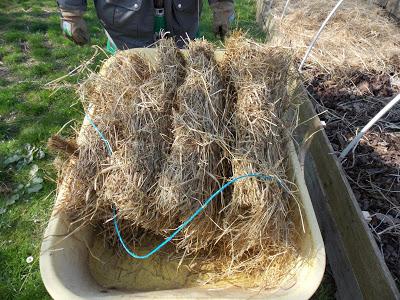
[255, 0, 400, 296]
[293, 83, 400, 299]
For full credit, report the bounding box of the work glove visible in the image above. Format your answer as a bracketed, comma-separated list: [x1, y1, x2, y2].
[60, 9, 89, 46]
[210, 2, 235, 39]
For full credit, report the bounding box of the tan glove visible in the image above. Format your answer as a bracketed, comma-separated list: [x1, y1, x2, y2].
[210, 2, 235, 39]
[60, 9, 89, 46]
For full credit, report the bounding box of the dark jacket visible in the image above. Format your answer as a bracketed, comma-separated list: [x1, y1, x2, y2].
[57, 0, 233, 48]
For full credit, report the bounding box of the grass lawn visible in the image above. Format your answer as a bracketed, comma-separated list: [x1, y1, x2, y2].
[0, 0, 332, 299]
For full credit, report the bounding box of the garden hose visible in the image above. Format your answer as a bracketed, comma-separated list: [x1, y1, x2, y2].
[85, 113, 289, 260]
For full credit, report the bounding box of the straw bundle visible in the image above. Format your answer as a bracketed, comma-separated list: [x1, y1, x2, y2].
[81, 53, 153, 121]
[55, 116, 121, 225]
[55, 36, 303, 289]
[156, 40, 227, 253]
[265, 0, 400, 78]
[60, 51, 157, 225]
[97, 39, 186, 232]
[215, 34, 300, 286]
[56, 53, 148, 223]
[56, 39, 186, 232]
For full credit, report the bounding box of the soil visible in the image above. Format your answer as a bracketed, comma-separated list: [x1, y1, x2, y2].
[306, 72, 400, 285]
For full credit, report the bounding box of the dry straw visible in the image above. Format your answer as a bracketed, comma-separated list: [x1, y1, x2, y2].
[212, 33, 300, 287]
[54, 36, 303, 289]
[97, 39, 186, 233]
[156, 40, 227, 254]
[54, 119, 117, 225]
[265, 0, 400, 78]
[66, 51, 157, 228]
[56, 39, 186, 232]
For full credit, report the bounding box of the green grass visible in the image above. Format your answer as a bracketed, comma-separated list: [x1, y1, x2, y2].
[0, 1, 104, 299]
[0, 1, 331, 299]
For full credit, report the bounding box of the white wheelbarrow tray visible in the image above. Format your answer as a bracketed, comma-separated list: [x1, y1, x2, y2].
[40, 48, 326, 300]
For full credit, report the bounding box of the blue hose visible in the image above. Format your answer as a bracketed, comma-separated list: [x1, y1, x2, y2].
[85, 114, 113, 156]
[113, 173, 284, 259]
[86, 114, 286, 259]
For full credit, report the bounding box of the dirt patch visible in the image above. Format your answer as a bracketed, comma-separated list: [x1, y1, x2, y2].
[0, 182, 12, 195]
[0, 65, 9, 77]
[0, 111, 19, 140]
[0, 47, 19, 84]
[307, 72, 400, 284]
[0, 63, 15, 84]
[20, 40, 29, 53]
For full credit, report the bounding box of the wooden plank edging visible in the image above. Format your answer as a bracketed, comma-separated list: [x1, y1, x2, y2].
[294, 87, 400, 299]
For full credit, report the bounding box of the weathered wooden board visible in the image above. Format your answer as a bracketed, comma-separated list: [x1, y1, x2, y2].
[294, 85, 400, 299]
[256, 0, 273, 27]
[304, 157, 363, 300]
[375, 0, 400, 19]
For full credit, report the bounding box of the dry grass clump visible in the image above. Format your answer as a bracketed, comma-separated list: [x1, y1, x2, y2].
[156, 40, 227, 253]
[97, 39, 186, 233]
[55, 118, 119, 225]
[62, 51, 157, 226]
[265, 0, 400, 78]
[55, 36, 303, 289]
[81, 54, 153, 123]
[57, 39, 186, 232]
[48, 135, 79, 157]
[214, 34, 300, 287]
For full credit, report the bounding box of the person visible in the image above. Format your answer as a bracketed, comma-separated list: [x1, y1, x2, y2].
[56, 0, 235, 49]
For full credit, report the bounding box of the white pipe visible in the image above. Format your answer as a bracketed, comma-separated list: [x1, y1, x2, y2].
[298, 0, 346, 72]
[339, 93, 400, 160]
[281, 0, 291, 18]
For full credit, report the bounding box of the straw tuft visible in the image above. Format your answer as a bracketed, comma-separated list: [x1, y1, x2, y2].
[55, 36, 303, 289]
